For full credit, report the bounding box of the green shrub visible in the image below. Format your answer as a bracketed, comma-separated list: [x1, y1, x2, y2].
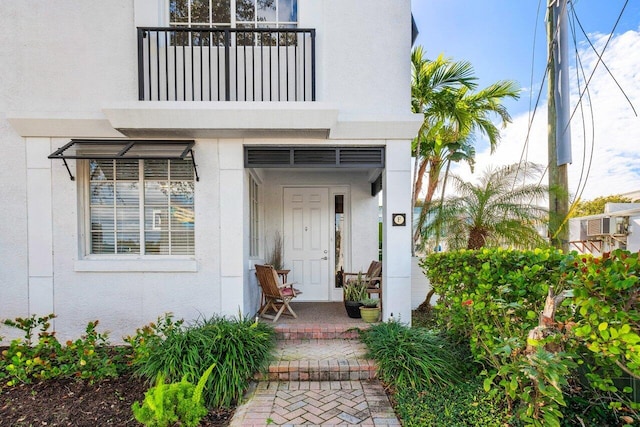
[123, 314, 184, 367]
[394, 377, 512, 427]
[58, 320, 119, 381]
[422, 248, 574, 345]
[134, 315, 275, 408]
[1, 314, 120, 385]
[132, 363, 215, 427]
[421, 248, 640, 425]
[569, 250, 640, 413]
[561, 385, 629, 426]
[360, 321, 460, 388]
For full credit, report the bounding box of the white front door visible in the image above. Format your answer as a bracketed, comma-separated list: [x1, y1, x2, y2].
[283, 187, 330, 301]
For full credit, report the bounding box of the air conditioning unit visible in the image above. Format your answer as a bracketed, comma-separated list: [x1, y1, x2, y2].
[615, 217, 629, 235]
[586, 217, 610, 236]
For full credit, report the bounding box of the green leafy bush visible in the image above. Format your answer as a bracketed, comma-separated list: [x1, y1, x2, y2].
[422, 248, 576, 424]
[360, 321, 460, 388]
[123, 314, 184, 367]
[422, 248, 573, 345]
[394, 377, 512, 427]
[421, 248, 640, 425]
[1, 314, 120, 385]
[133, 314, 275, 408]
[569, 250, 640, 412]
[58, 320, 119, 380]
[132, 363, 215, 427]
[561, 385, 628, 426]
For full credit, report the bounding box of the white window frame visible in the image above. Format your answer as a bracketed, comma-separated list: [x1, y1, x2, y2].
[79, 159, 195, 259]
[168, 0, 298, 29]
[330, 186, 351, 301]
[248, 172, 260, 258]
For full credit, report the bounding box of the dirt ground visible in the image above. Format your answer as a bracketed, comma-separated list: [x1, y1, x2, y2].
[0, 374, 233, 427]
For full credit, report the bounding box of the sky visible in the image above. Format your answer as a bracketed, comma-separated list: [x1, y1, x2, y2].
[411, 0, 640, 201]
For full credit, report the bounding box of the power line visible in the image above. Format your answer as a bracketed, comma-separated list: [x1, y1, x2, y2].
[571, 1, 637, 117]
[564, 0, 636, 139]
[567, 2, 596, 207]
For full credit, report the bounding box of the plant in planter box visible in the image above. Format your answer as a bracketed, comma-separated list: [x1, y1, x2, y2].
[343, 273, 368, 318]
[359, 298, 380, 323]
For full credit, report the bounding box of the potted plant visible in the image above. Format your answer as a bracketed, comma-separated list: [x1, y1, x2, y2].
[359, 298, 380, 323]
[266, 231, 285, 270]
[343, 272, 368, 318]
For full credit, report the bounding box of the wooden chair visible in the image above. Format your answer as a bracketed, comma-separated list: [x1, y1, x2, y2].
[255, 264, 300, 322]
[342, 261, 382, 309]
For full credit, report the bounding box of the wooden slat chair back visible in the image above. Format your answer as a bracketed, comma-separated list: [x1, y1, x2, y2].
[365, 261, 382, 287]
[255, 264, 298, 322]
[342, 260, 383, 310]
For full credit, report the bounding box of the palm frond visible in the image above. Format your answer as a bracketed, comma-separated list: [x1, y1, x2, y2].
[417, 163, 548, 251]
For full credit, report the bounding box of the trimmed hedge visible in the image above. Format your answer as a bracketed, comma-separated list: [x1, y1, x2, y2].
[421, 248, 639, 426]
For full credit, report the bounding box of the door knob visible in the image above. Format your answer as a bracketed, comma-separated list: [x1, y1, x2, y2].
[321, 256, 328, 260]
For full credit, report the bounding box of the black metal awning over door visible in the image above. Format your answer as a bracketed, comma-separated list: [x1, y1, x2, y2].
[48, 139, 199, 181]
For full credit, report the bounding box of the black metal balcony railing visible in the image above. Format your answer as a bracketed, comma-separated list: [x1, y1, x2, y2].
[137, 27, 315, 102]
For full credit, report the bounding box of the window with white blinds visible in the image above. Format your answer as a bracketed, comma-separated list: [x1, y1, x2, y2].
[88, 159, 195, 255]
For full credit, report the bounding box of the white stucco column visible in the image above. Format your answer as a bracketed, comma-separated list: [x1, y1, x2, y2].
[26, 138, 55, 316]
[218, 141, 245, 316]
[382, 139, 412, 324]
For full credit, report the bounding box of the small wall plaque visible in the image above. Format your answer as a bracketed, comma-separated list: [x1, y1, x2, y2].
[392, 213, 406, 226]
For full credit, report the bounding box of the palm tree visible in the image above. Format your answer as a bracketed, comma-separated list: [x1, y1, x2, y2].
[421, 163, 549, 250]
[410, 47, 521, 251]
[411, 48, 476, 213]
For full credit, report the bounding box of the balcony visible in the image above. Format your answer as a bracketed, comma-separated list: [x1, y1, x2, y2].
[137, 27, 315, 102]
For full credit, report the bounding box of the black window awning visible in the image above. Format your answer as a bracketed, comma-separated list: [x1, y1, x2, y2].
[48, 139, 199, 181]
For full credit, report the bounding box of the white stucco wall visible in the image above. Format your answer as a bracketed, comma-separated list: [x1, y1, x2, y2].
[381, 139, 412, 322]
[629, 216, 640, 252]
[0, 1, 137, 114]
[299, 0, 412, 115]
[605, 203, 640, 213]
[0, 123, 29, 335]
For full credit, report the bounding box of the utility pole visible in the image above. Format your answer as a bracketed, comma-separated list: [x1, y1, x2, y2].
[548, 0, 571, 252]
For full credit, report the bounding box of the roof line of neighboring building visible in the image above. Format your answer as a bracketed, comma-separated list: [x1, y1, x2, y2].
[572, 207, 640, 220]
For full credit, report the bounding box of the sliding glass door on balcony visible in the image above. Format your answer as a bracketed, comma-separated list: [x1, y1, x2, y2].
[137, 27, 315, 102]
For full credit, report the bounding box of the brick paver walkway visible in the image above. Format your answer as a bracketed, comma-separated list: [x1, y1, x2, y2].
[230, 381, 400, 427]
[229, 302, 401, 427]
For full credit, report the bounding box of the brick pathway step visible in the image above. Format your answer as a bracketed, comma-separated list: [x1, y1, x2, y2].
[257, 334, 377, 382]
[272, 323, 369, 340]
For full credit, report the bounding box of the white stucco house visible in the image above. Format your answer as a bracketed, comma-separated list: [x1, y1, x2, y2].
[0, 0, 422, 342]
